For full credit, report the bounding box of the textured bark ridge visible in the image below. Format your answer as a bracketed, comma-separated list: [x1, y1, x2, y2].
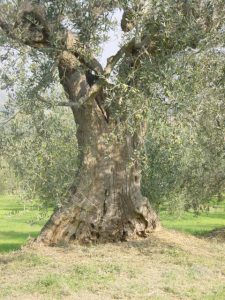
[36, 50, 158, 245]
[37, 135, 158, 245]
[37, 170, 158, 245]
[36, 104, 159, 244]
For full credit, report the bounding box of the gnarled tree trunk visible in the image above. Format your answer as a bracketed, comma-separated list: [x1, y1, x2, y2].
[36, 51, 158, 245]
[0, 0, 159, 245]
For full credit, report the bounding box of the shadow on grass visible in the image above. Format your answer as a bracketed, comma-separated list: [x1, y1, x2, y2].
[201, 227, 225, 241]
[0, 231, 39, 253]
[0, 243, 23, 253]
[0, 231, 39, 238]
[165, 224, 225, 237]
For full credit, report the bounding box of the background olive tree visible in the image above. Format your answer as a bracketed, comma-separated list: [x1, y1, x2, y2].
[1, 107, 78, 207]
[142, 40, 225, 213]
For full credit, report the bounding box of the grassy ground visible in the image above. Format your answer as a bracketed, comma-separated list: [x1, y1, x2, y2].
[0, 195, 225, 299]
[0, 230, 225, 299]
[0, 195, 48, 252]
[160, 204, 225, 236]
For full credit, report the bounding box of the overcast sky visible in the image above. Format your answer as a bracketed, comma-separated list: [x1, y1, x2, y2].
[0, 10, 123, 109]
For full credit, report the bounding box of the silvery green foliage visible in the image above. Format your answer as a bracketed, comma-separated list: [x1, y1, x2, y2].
[0, 0, 224, 211]
[1, 107, 78, 207]
[142, 39, 225, 213]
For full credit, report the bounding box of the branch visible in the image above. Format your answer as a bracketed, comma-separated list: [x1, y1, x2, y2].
[36, 81, 103, 109]
[104, 38, 136, 76]
[35, 94, 76, 107]
[64, 31, 103, 75]
[72, 50, 103, 75]
[103, 33, 155, 78]
[0, 16, 49, 49]
[1, 2, 132, 80]
[0, 17, 103, 77]
[0, 4, 146, 111]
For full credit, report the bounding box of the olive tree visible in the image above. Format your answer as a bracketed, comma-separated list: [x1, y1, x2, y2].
[142, 43, 225, 213]
[0, 0, 224, 244]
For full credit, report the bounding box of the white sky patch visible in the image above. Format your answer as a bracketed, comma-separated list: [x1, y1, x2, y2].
[211, 47, 225, 54]
[0, 90, 7, 109]
[99, 9, 123, 67]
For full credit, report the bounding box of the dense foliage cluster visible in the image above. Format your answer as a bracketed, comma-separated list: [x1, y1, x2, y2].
[0, 108, 78, 207]
[141, 44, 225, 212]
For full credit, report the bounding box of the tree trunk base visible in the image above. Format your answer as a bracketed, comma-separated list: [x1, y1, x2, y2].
[36, 196, 159, 245]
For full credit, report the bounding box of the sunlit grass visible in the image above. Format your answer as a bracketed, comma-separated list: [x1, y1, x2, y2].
[160, 203, 225, 235]
[0, 194, 49, 252]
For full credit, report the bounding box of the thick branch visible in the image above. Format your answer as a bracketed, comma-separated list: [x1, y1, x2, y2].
[0, 16, 49, 48]
[72, 50, 103, 75]
[104, 38, 136, 76]
[0, 4, 148, 111]
[104, 31, 157, 77]
[0, 18, 103, 78]
[36, 81, 103, 109]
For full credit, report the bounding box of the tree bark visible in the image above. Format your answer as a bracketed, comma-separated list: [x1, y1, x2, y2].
[36, 51, 158, 245]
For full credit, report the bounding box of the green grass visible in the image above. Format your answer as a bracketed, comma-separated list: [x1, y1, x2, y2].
[1, 194, 225, 253]
[0, 194, 49, 252]
[160, 204, 225, 236]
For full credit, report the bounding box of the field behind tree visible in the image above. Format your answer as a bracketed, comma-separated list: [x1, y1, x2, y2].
[0, 195, 225, 299]
[1, 194, 225, 253]
[0, 195, 49, 252]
